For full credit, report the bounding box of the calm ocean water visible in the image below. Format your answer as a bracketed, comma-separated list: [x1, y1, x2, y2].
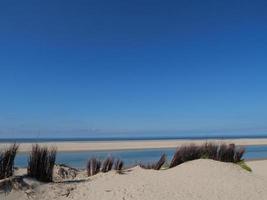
[1, 136, 266, 168]
[14, 145, 267, 169]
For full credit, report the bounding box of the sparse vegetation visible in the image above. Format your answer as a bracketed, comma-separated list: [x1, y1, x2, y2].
[154, 154, 166, 170]
[114, 159, 124, 172]
[101, 157, 114, 173]
[1, 141, 248, 182]
[170, 143, 245, 168]
[139, 162, 154, 169]
[87, 157, 125, 176]
[0, 144, 19, 180]
[140, 154, 166, 170]
[87, 158, 101, 176]
[27, 144, 57, 182]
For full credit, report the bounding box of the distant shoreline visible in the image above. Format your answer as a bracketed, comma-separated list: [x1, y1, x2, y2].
[1, 135, 267, 143]
[1, 138, 267, 153]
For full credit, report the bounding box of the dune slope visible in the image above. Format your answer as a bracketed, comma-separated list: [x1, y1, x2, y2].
[1, 159, 267, 200]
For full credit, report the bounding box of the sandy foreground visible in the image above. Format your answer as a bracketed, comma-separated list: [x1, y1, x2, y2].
[1, 159, 267, 200]
[1, 138, 267, 152]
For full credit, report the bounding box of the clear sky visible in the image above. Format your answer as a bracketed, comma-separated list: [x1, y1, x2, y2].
[0, 0, 267, 138]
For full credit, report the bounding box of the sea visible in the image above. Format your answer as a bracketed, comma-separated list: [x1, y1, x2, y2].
[1, 135, 267, 169]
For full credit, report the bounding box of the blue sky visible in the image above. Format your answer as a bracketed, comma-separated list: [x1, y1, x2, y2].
[0, 0, 267, 138]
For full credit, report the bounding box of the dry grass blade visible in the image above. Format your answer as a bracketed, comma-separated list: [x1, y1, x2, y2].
[87, 158, 101, 176]
[114, 159, 124, 172]
[27, 144, 57, 182]
[0, 144, 19, 180]
[140, 154, 166, 170]
[101, 157, 114, 173]
[153, 154, 166, 170]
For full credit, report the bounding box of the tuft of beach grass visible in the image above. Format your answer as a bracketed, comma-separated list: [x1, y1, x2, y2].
[170, 143, 245, 168]
[0, 144, 19, 180]
[27, 144, 57, 182]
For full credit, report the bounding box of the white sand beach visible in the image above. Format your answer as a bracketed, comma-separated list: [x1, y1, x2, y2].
[1, 159, 267, 200]
[1, 138, 267, 152]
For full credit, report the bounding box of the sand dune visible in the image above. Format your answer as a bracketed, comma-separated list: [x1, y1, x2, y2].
[1, 159, 267, 200]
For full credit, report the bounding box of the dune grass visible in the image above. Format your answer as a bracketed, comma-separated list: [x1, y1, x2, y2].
[87, 157, 125, 176]
[87, 158, 101, 176]
[114, 159, 124, 172]
[0, 144, 19, 180]
[27, 144, 57, 182]
[170, 143, 245, 168]
[101, 157, 114, 173]
[140, 154, 166, 170]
